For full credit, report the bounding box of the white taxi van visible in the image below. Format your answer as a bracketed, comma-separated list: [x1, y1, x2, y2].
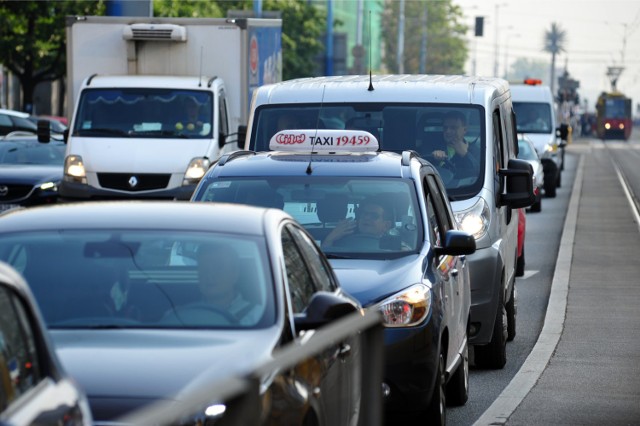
[244, 75, 535, 369]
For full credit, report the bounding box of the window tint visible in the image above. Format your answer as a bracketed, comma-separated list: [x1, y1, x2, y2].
[281, 228, 316, 313]
[0, 286, 42, 410]
[286, 225, 335, 293]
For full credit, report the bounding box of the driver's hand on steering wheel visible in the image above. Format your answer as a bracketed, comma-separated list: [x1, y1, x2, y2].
[322, 218, 357, 248]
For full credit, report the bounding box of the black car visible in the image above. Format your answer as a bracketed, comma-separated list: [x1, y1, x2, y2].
[0, 201, 365, 425]
[0, 261, 92, 425]
[0, 134, 65, 211]
[192, 129, 477, 423]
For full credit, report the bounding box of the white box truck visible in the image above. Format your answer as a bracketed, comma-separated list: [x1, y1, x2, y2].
[53, 15, 281, 200]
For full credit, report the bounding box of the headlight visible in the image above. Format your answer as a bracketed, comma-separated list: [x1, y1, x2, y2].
[454, 197, 490, 240]
[375, 284, 431, 327]
[38, 182, 58, 192]
[183, 157, 210, 185]
[63, 155, 87, 184]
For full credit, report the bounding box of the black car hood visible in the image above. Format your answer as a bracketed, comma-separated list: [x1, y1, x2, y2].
[51, 328, 279, 420]
[329, 254, 429, 306]
[0, 164, 62, 184]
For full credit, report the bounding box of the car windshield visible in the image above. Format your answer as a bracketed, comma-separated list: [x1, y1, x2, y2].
[72, 88, 213, 139]
[250, 103, 485, 200]
[0, 230, 275, 329]
[0, 141, 65, 165]
[517, 140, 538, 161]
[196, 177, 423, 258]
[513, 102, 553, 134]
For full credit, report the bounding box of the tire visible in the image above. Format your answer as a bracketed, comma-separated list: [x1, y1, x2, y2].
[516, 247, 525, 276]
[426, 351, 447, 426]
[556, 167, 562, 188]
[446, 337, 469, 406]
[506, 283, 517, 341]
[474, 288, 507, 369]
[544, 172, 557, 198]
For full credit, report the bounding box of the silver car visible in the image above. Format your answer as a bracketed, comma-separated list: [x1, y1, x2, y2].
[518, 135, 545, 212]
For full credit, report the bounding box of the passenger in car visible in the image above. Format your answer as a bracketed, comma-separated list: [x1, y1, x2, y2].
[196, 243, 262, 325]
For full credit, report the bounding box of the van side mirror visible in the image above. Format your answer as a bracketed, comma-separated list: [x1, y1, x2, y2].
[37, 120, 51, 143]
[556, 124, 569, 141]
[498, 159, 535, 209]
[237, 125, 247, 148]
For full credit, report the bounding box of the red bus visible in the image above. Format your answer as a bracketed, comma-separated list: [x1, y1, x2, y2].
[595, 91, 632, 140]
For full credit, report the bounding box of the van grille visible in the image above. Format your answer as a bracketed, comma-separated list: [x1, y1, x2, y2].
[98, 173, 171, 192]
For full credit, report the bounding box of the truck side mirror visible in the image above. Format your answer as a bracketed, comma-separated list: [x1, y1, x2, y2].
[556, 124, 569, 141]
[498, 159, 535, 209]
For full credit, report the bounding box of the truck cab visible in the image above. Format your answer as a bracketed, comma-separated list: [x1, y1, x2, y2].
[57, 75, 235, 200]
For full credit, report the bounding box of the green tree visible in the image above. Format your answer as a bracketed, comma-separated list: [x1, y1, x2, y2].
[381, 0, 468, 74]
[543, 22, 566, 95]
[509, 58, 549, 83]
[154, 0, 222, 18]
[0, 0, 105, 112]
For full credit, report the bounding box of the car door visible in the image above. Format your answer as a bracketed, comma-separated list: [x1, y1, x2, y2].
[424, 173, 465, 364]
[281, 223, 356, 426]
[0, 282, 89, 425]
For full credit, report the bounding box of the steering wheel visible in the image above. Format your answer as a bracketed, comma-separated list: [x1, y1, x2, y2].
[335, 233, 381, 250]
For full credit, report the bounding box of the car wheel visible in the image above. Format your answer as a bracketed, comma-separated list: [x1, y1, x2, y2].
[516, 247, 525, 276]
[446, 336, 469, 406]
[544, 171, 557, 198]
[556, 168, 562, 188]
[426, 351, 446, 426]
[506, 283, 517, 341]
[474, 289, 507, 369]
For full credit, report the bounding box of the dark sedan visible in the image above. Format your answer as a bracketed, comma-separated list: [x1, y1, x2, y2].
[0, 135, 65, 211]
[0, 261, 92, 425]
[0, 201, 364, 425]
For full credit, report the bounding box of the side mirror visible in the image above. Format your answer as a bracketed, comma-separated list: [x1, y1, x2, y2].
[556, 124, 569, 141]
[435, 230, 476, 257]
[499, 158, 536, 208]
[237, 125, 247, 149]
[37, 120, 51, 143]
[218, 132, 226, 149]
[294, 291, 359, 332]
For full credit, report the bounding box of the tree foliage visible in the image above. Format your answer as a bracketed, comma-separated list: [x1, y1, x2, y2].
[0, 0, 105, 111]
[381, 0, 468, 74]
[543, 22, 567, 93]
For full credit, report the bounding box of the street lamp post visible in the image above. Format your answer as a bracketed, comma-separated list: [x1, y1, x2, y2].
[493, 2, 507, 78]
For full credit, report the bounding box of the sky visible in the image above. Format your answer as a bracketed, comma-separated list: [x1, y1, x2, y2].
[452, 0, 640, 115]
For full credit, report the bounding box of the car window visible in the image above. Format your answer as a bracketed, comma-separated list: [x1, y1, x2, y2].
[286, 224, 336, 293]
[0, 231, 275, 329]
[0, 286, 43, 410]
[281, 227, 317, 314]
[426, 175, 454, 236]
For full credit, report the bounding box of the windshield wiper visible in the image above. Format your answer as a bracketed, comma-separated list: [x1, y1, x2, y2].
[77, 128, 129, 137]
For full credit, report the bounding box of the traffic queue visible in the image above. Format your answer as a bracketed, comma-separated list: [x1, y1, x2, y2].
[0, 75, 543, 425]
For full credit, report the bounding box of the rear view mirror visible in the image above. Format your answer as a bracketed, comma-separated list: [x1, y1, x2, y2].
[294, 291, 359, 331]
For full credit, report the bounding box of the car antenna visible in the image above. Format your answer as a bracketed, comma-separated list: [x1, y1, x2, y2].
[306, 85, 327, 175]
[367, 10, 374, 92]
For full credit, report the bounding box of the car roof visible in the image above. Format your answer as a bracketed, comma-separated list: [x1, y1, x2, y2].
[83, 75, 220, 89]
[0, 201, 287, 235]
[209, 150, 431, 179]
[254, 74, 510, 105]
[0, 108, 30, 118]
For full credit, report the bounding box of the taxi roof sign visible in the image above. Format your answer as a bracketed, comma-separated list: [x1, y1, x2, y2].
[269, 129, 380, 152]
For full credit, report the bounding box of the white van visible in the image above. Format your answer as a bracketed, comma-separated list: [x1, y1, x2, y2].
[245, 75, 534, 368]
[510, 80, 565, 197]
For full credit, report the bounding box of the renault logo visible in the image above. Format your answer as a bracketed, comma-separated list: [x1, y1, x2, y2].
[0, 186, 8, 197]
[128, 176, 138, 188]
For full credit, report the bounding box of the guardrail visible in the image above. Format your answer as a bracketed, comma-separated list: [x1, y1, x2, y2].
[119, 309, 384, 425]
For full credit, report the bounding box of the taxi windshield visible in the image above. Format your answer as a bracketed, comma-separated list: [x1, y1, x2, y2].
[250, 103, 485, 200]
[198, 177, 423, 258]
[0, 230, 275, 330]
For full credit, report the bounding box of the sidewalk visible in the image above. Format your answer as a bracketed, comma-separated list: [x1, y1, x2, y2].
[475, 139, 640, 425]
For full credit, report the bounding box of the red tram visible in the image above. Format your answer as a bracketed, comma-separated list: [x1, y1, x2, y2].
[595, 91, 632, 140]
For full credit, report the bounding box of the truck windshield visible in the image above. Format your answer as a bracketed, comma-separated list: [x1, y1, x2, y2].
[249, 103, 485, 199]
[72, 88, 214, 139]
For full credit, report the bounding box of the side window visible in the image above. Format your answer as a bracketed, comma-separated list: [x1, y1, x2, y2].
[287, 225, 336, 293]
[281, 227, 316, 314]
[0, 286, 43, 410]
[426, 175, 454, 236]
[425, 192, 441, 248]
